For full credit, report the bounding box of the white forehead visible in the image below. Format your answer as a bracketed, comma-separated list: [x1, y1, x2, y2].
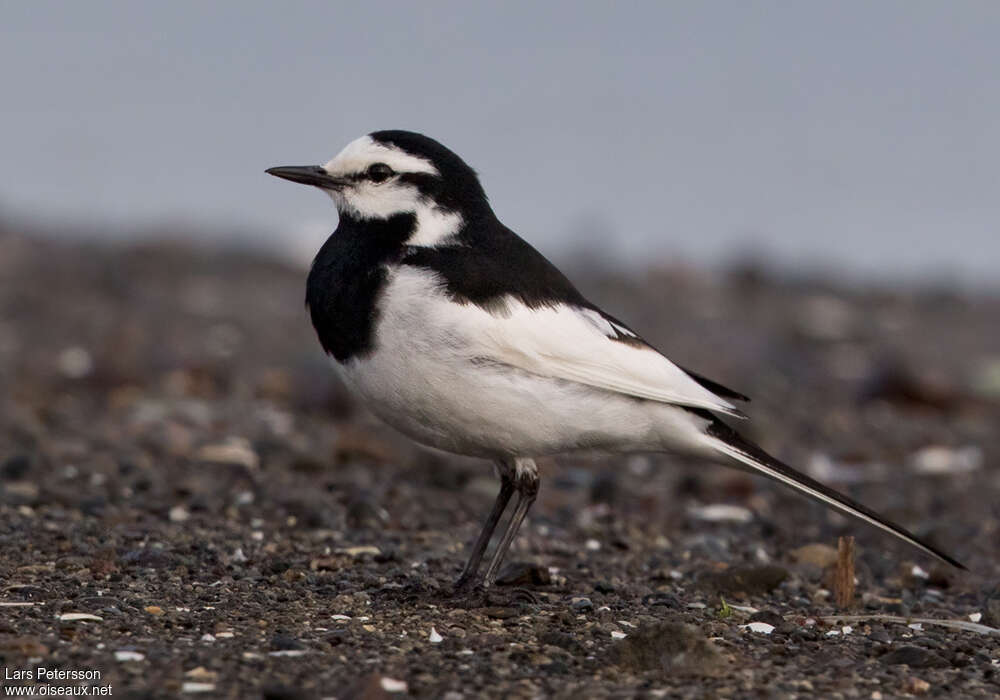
[323, 135, 439, 176]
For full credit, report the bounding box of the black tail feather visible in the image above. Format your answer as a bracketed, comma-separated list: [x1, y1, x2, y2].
[703, 419, 965, 570]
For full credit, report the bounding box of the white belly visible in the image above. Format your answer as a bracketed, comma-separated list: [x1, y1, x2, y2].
[336, 267, 708, 458]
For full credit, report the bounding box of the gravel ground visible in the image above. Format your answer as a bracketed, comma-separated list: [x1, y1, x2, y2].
[1, 228, 999, 699]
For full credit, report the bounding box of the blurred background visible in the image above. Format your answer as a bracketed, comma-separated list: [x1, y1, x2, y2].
[3, 0, 999, 283]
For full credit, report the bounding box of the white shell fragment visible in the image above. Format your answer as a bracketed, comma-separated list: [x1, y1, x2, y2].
[381, 677, 409, 693]
[428, 627, 443, 643]
[741, 622, 775, 634]
[58, 613, 103, 622]
[114, 651, 145, 662]
[181, 682, 216, 694]
[688, 504, 753, 523]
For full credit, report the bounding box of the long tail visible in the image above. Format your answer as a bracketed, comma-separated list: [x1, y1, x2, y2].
[699, 417, 965, 570]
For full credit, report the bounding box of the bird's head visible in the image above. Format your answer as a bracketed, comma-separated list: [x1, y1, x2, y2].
[267, 131, 490, 232]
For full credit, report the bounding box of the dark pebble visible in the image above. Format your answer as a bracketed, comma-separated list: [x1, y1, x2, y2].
[642, 593, 681, 609]
[982, 584, 1000, 627]
[696, 565, 789, 597]
[122, 549, 178, 570]
[607, 621, 723, 676]
[881, 644, 950, 668]
[569, 597, 593, 612]
[495, 561, 551, 586]
[270, 633, 304, 651]
[1, 454, 32, 480]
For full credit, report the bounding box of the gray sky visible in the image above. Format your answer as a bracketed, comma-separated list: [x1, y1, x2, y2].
[3, 1, 998, 281]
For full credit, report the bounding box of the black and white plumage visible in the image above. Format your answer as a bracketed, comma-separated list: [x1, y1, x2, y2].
[267, 130, 963, 588]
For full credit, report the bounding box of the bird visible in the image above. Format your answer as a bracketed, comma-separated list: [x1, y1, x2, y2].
[267, 130, 963, 589]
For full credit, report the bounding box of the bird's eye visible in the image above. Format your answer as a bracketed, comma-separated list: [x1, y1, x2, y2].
[366, 163, 395, 183]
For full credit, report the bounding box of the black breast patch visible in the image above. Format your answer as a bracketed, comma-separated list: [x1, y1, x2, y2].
[306, 213, 416, 361]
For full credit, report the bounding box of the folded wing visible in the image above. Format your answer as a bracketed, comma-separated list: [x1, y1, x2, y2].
[464, 299, 746, 417]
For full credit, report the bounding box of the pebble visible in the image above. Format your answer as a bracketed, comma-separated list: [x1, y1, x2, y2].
[0, 454, 32, 480]
[790, 543, 839, 568]
[909, 445, 983, 475]
[882, 645, 949, 668]
[380, 677, 408, 693]
[983, 584, 1000, 627]
[495, 561, 551, 586]
[742, 622, 775, 635]
[57, 346, 94, 378]
[697, 565, 789, 596]
[114, 650, 145, 662]
[181, 682, 216, 694]
[144, 606, 164, 616]
[185, 668, 218, 682]
[58, 613, 103, 622]
[194, 438, 260, 470]
[169, 505, 190, 522]
[428, 627, 443, 643]
[901, 677, 932, 695]
[688, 503, 753, 523]
[570, 597, 594, 612]
[608, 621, 723, 676]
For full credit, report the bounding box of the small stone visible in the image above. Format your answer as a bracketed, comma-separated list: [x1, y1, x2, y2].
[688, 503, 753, 523]
[169, 505, 190, 522]
[380, 677, 408, 693]
[697, 565, 789, 597]
[741, 622, 775, 635]
[184, 667, 218, 682]
[495, 561, 551, 586]
[114, 650, 145, 662]
[608, 621, 723, 676]
[181, 682, 216, 694]
[58, 613, 103, 622]
[901, 677, 931, 695]
[983, 584, 1000, 627]
[194, 438, 259, 470]
[909, 445, 982, 475]
[428, 627, 443, 644]
[335, 545, 381, 557]
[790, 543, 839, 568]
[0, 454, 32, 480]
[57, 346, 94, 378]
[144, 606, 165, 616]
[0, 636, 49, 656]
[882, 645, 949, 668]
[570, 597, 594, 612]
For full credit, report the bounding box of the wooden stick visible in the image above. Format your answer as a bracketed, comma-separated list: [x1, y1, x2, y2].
[835, 535, 856, 609]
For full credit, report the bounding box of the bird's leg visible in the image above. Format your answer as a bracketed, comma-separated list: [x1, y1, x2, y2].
[482, 458, 539, 589]
[453, 468, 514, 591]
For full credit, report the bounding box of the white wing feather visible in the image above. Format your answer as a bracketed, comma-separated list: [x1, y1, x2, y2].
[447, 292, 742, 417]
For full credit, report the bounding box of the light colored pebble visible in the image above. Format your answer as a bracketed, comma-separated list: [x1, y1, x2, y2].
[114, 651, 145, 662]
[741, 622, 775, 634]
[380, 677, 408, 693]
[58, 613, 102, 622]
[181, 682, 216, 694]
[428, 627, 443, 643]
[688, 503, 753, 523]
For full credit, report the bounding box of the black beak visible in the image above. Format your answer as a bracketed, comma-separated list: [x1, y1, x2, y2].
[265, 165, 348, 189]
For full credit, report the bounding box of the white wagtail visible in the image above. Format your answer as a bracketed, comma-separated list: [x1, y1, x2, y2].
[267, 130, 963, 588]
